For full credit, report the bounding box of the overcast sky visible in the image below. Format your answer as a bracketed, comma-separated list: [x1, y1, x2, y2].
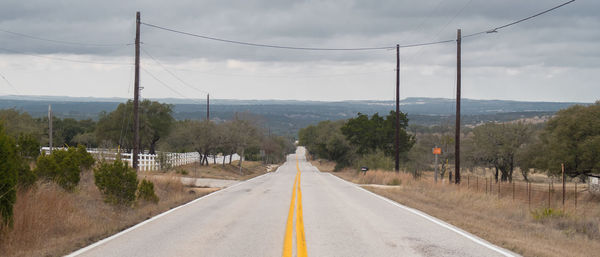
[0, 0, 597, 102]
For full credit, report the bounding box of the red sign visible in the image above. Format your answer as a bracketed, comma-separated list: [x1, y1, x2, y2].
[432, 148, 442, 155]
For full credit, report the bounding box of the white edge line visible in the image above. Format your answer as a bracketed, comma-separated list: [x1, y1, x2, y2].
[326, 173, 519, 257]
[66, 172, 273, 257]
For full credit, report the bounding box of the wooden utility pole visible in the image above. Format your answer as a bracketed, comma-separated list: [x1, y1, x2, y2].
[133, 11, 141, 170]
[206, 93, 210, 121]
[48, 104, 53, 153]
[395, 44, 400, 172]
[455, 29, 461, 184]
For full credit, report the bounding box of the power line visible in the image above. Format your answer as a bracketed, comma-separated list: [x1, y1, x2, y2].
[141, 22, 396, 51]
[0, 71, 21, 94]
[141, 45, 391, 78]
[0, 28, 132, 47]
[405, 0, 474, 64]
[142, 21, 457, 50]
[462, 0, 575, 38]
[0, 46, 133, 65]
[141, 48, 208, 94]
[141, 67, 189, 98]
[141, 0, 574, 51]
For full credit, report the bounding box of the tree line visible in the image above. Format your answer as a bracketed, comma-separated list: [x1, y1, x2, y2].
[299, 102, 600, 181]
[0, 99, 295, 227]
[299, 111, 414, 170]
[0, 100, 294, 164]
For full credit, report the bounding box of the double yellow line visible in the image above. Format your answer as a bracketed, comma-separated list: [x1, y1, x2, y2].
[282, 158, 307, 257]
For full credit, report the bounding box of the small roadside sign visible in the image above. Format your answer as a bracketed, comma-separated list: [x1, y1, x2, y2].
[361, 167, 369, 174]
[432, 148, 442, 155]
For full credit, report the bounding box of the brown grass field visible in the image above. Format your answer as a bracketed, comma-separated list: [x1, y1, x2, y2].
[0, 170, 217, 257]
[313, 160, 600, 257]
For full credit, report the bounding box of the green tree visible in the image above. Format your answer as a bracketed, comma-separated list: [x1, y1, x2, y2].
[341, 111, 413, 158]
[522, 103, 600, 177]
[94, 159, 138, 206]
[299, 120, 354, 168]
[96, 100, 174, 154]
[0, 123, 18, 226]
[53, 118, 96, 147]
[0, 109, 41, 139]
[15, 133, 40, 187]
[470, 122, 533, 182]
[16, 133, 40, 159]
[137, 179, 159, 204]
[34, 146, 95, 191]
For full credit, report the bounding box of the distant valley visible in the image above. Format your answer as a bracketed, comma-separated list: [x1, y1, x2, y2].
[0, 95, 586, 137]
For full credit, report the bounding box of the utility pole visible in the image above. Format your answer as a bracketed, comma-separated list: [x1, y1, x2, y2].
[395, 44, 400, 172]
[206, 93, 210, 121]
[455, 29, 461, 184]
[133, 11, 141, 170]
[48, 104, 53, 154]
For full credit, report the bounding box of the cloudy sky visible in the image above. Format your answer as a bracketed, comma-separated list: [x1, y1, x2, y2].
[0, 0, 597, 102]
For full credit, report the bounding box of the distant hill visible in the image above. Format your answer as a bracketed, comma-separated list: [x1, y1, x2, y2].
[0, 95, 587, 136]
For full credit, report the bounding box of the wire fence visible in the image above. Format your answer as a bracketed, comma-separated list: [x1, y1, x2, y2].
[436, 174, 589, 211]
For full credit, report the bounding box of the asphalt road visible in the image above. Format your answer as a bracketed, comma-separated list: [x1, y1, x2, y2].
[68, 147, 517, 257]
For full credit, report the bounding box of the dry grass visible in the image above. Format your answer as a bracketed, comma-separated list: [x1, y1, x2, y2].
[330, 169, 600, 257]
[0, 170, 217, 257]
[150, 160, 278, 181]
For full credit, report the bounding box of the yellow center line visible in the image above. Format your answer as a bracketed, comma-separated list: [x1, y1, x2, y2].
[282, 170, 298, 257]
[282, 156, 308, 257]
[295, 160, 307, 257]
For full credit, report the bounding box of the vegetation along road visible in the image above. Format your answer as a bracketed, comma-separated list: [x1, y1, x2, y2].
[67, 147, 517, 257]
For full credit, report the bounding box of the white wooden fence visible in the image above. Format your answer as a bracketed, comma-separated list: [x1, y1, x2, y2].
[40, 147, 241, 172]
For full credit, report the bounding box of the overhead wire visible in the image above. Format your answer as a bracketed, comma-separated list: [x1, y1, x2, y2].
[462, 0, 576, 38]
[141, 22, 396, 51]
[141, 48, 209, 95]
[0, 71, 21, 94]
[118, 60, 136, 148]
[141, 0, 574, 51]
[141, 44, 391, 79]
[141, 67, 189, 98]
[0, 46, 133, 65]
[0, 28, 132, 47]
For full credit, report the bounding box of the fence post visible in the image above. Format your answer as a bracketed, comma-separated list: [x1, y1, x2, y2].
[486, 178, 488, 194]
[512, 181, 515, 201]
[467, 175, 470, 189]
[498, 181, 501, 199]
[548, 182, 551, 208]
[575, 182, 578, 210]
[476, 177, 478, 192]
[528, 182, 531, 210]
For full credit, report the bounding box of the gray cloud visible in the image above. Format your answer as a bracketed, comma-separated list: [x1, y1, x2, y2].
[0, 0, 597, 102]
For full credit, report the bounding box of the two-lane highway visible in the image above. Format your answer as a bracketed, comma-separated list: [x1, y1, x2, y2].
[68, 147, 517, 257]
